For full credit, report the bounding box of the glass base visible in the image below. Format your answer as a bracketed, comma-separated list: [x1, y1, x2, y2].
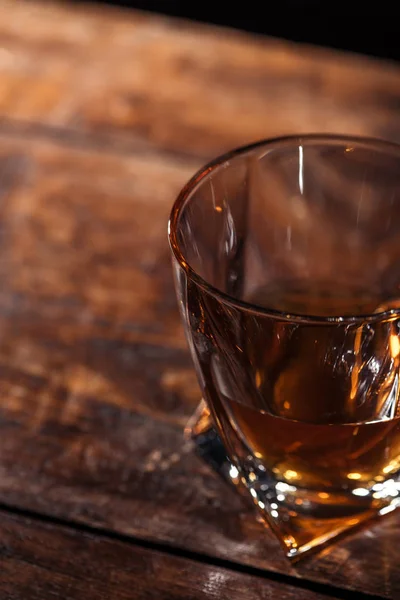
[186, 401, 400, 561]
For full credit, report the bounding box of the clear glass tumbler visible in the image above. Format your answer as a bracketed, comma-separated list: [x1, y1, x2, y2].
[168, 135, 400, 559]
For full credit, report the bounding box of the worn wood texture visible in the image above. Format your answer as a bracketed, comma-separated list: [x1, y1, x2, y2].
[1, 511, 344, 600]
[1, 0, 400, 160]
[0, 132, 398, 599]
[1, 1, 400, 598]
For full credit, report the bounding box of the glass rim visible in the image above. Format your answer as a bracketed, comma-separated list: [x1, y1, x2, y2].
[169, 133, 400, 325]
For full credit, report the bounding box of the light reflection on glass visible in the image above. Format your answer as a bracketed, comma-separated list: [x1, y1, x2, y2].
[276, 482, 297, 493]
[383, 460, 400, 474]
[229, 465, 239, 479]
[380, 504, 398, 516]
[352, 488, 369, 497]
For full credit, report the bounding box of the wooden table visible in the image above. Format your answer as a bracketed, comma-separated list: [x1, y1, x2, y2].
[1, 1, 400, 598]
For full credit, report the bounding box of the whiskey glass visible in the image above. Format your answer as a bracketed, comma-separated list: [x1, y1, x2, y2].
[168, 135, 400, 559]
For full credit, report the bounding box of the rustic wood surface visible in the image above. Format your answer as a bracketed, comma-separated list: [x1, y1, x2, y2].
[2, 0, 400, 159]
[0, 1, 400, 599]
[1, 510, 344, 600]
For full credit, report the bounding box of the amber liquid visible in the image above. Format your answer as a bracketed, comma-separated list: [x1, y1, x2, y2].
[227, 400, 400, 490]
[212, 397, 400, 556]
[190, 283, 400, 556]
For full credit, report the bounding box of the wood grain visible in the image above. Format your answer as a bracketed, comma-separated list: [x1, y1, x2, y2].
[1, 2, 400, 598]
[1, 511, 343, 600]
[0, 131, 397, 599]
[1, 1, 400, 159]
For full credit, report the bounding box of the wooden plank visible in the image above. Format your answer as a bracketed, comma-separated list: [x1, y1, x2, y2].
[0, 131, 200, 422]
[0, 131, 397, 599]
[1, 1, 400, 159]
[0, 510, 343, 600]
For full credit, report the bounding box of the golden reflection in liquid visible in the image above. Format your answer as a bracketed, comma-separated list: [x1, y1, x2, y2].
[350, 326, 363, 401]
[390, 334, 400, 359]
[318, 492, 330, 499]
[255, 370, 262, 388]
[347, 472, 362, 480]
[284, 469, 300, 480]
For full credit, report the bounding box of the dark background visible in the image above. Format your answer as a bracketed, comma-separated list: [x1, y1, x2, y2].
[81, 0, 400, 62]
